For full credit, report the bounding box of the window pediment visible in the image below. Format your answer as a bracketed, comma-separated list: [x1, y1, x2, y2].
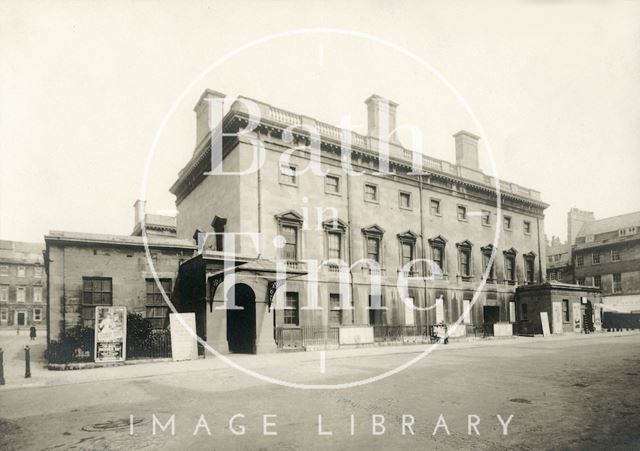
[322, 218, 347, 231]
[397, 230, 418, 241]
[275, 210, 304, 225]
[523, 251, 536, 260]
[428, 235, 447, 246]
[503, 247, 518, 257]
[481, 243, 495, 254]
[456, 239, 473, 249]
[362, 224, 385, 236]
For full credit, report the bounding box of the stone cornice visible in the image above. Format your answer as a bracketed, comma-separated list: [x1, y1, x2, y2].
[172, 108, 548, 215]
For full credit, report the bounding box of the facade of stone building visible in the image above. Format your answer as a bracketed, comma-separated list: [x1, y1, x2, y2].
[546, 236, 574, 284]
[171, 90, 549, 353]
[0, 240, 46, 330]
[572, 211, 640, 314]
[45, 210, 194, 344]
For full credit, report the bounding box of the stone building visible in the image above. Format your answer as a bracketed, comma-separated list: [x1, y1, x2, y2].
[516, 282, 602, 335]
[45, 208, 194, 344]
[546, 236, 574, 284]
[0, 240, 46, 330]
[171, 90, 549, 353]
[572, 211, 640, 315]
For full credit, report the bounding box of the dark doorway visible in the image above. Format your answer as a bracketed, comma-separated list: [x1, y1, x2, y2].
[483, 306, 500, 336]
[226, 284, 256, 353]
[582, 300, 594, 334]
[483, 306, 500, 324]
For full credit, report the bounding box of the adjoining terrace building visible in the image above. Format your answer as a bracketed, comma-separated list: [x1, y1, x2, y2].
[571, 210, 640, 317]
[0, 240, 46, 331]
[171, 90, 549, 353]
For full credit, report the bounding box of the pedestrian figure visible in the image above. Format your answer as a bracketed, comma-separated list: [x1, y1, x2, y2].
[30, 326, 36, 340]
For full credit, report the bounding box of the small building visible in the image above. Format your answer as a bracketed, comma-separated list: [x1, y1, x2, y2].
[0, 240, 46, 331]
[45, 206, 195, 346]
[515, 282, 602, 335]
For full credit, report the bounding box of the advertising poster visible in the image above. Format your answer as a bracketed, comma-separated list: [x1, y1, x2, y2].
[95, 306, 127, 362]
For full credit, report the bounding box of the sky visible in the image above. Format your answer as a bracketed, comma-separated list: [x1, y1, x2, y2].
[1, 0, 639, 244]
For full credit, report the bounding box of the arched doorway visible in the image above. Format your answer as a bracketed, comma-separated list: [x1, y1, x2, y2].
[226, 284, 256, 353]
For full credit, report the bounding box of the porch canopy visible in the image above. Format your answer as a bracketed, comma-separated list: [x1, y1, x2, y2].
[206, 258, 307, 310]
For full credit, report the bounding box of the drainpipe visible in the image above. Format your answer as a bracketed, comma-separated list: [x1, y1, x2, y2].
[419, 174, 428, 326]
[536, 216, 543, 283]
[346, 156, 355, 325]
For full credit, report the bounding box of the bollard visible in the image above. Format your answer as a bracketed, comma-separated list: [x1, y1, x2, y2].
[0, 348, 5, 385]
[24, 345, 31, 378]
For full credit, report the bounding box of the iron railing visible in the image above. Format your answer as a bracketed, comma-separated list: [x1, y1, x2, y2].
[275, 326, 339, 349]
[126, 331, 172, 359]
[372, 325, 431, 343]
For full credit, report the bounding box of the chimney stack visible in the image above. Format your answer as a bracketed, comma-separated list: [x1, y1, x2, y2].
[134, 200, 146, 228]
[365, 95, 400, 145]
[567, 208, 595, 245]
[194, 89, 226, 147]
[453, 130, 480, 170]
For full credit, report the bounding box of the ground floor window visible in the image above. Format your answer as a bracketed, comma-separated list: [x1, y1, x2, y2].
[284, 292, 299, 325]
[145, 278, 172, 329]
[82, 277, 113, 327]
[0, 308, 7, 323]
[368, 295, 385, 326]
[33, 308, 42, 322]
[520, 303, 528, 321]
[613, 273, 622, 293]
[562, 299, 570, 322]
[329, 293, 341, 326]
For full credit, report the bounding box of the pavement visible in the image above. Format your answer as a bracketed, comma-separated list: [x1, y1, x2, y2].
[0, 330, 637, 391]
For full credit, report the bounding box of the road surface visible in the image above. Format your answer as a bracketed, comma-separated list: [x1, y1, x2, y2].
[1, 333, 638, 450]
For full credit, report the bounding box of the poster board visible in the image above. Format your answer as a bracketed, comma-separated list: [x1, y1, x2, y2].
[169, 313, 198, 361]
[540, 312, 551, 337]
[572, 303, 583, 332]
[95, 306, 126, 362]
